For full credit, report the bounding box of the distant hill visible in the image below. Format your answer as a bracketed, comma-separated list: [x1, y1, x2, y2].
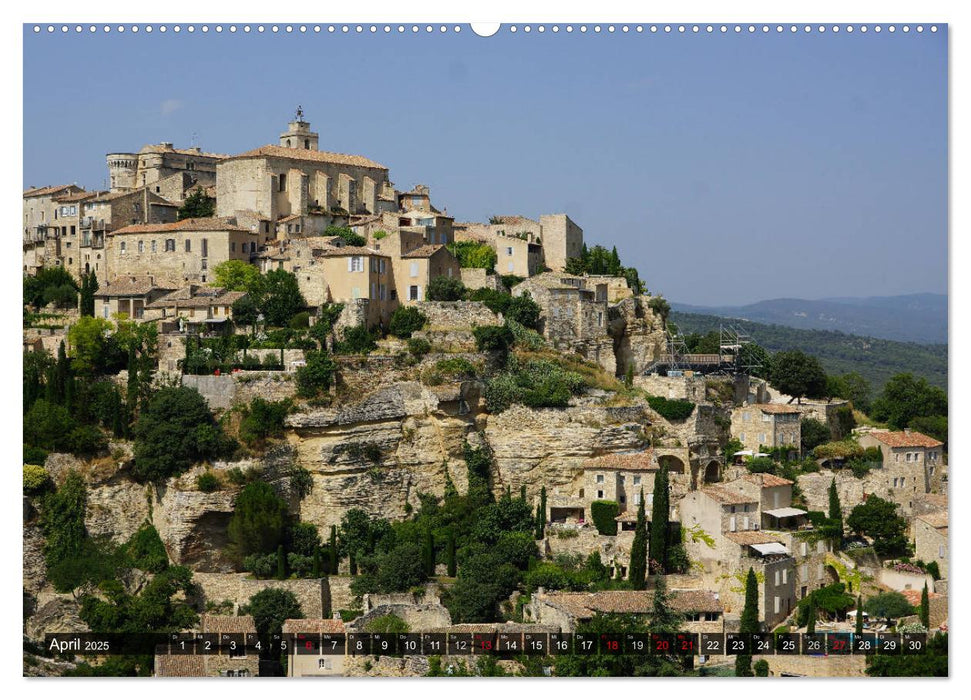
[670, 311, 947, 392]
[671, 293, 947, 345]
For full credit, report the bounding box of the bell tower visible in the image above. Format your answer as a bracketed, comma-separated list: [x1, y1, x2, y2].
[279, 106, 319, 151]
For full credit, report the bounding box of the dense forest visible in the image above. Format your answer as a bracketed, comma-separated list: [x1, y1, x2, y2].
[670, 311, 946, 391]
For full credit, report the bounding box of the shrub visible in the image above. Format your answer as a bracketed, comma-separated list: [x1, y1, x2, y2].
[389, 306, 428, 339]
[484, 358, 585, 413]
[646, 395, 696, 421]
[801, 418, 831, 452]
[243, 553, 277, 579]
[227, 482, 290, 558]
[67, 425, 108, 457]
[288, 311, 311, 329]
[590, 500, 619, 536]
[504, 292, 541, 330]
[24, 400, 76, 451]
[23, 464, 50, 494]
[196, 472, 220, 493]
[295, 350, 337, 398]
[239, 398, 291, 445]
[227, 467, 248, 486]
[507, 320, 545, 350]
[124, 522, 169, 573]
[499, 275, 524, 291]
[747, 457, 776, 474]
[324, 225, 366, 247]
[373, 230, 388, 240]
[24, 444, 48, 466]
[435, 357, 477, 379]
[334, 325, 379, 355]
[426, 275, 465, 301]
[473, 324, 514, 362]
[407, 337, 431, 359]
[447, 241, 497, 271]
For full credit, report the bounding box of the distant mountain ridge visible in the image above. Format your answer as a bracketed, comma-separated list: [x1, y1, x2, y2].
[671, 293, 947, 344]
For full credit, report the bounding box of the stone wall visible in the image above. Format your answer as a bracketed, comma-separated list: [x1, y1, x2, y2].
[414, 301, 499, 330]
[348, 602, 452, 633]
[182, 371, 297, 411]
[460, 267, 503, 291]
[754, 653, 867, 677]
[192, 573, 330, 618]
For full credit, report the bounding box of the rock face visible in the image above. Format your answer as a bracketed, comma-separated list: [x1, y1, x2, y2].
[153, 485, 238, 572]
[609, 296, 667, 376]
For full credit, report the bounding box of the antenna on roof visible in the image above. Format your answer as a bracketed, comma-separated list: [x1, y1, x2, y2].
[295, 105, 304, 121]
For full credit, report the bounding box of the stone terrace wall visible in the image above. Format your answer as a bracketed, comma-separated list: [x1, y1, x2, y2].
[192, 573, 330, 618]
[415, 301, 500, 330]
[460, 268, 503, 292]
[182, 372, 297, 410]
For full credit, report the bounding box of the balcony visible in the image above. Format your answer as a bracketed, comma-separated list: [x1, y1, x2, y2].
[80, 217, 107, 231]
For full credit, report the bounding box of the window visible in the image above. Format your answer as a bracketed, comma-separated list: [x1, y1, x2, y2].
[151, 240, 157, 253]
[740, 432, 746, 442]
[633, 476, 641, 486]
[597, 312, 604, 327]
[231, 242, 236, 252]
[410, 262, 419, 278]
[775, 571, 780, 586]
[648, 493, 654, 505]
[279, 173, 287, 192]
[597, 490, 604, 499]
[138, 240, 144, 253]
[817, 541, 826, 554]
[800, 542, 808, 557]
[408, 285, 420, 301]
[120, 241, 126, 253]
[185, 239, 191, 253]
[202, 238, 208, 257]
[774, 596, 780, 614]
[165, 239, 175, 252]
[730, 517, 736, 532]
[743, 411, 750, 422]
[906, 453, 912, 462]
[349, 256, 363, 272]
[939, 545, 946, 558]
[507, 261, 514, 272]
[758, 433, 766, 443]
[782, 568, 788, 584]
[506, 247, 513, 256]
[596, 474, 604, 484]
[634, 492, 641, 505]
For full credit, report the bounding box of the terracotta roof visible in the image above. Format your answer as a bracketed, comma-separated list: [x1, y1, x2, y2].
[139, 143, 229, 159]
[916, 512, 949, 530]
[24, 184, 80, 198]
[615, 512, 639, 522]
[277, 214, 303, 223]
[544, 589, 722, 617]
[868, 431, 944, 448]
[147, 287, 245, 309]
[754, 403, 802, 415]
[154, 651, 206, 677]
[54, 190, 102, 203]
[725, 531, 785, 546]
[401, 244, 446, 259]
[110, 217, 251, 235]
[426, 623, 560, 635]
[229, 144, 387, 170]
[584, 451, 657, 472]
[492, 215, 537, 226]
[282, 618, 346, 634]
[901, 589, 941, 607]
[96, 276, 178, 297]
[916, 494, 948, 509]
[313, 245, 387, 258]
[742, 473, 794, 488]
[201, 614, 257, 634]
[702, 485, 758, 505]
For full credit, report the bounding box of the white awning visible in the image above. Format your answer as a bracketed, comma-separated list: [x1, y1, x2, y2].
[750, 542, 789, 556]
[734, 450, 754, 457]
[764, 507, 807, 518]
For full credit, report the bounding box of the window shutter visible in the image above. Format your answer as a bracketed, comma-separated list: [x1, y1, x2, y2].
[348, 257, 353, 272]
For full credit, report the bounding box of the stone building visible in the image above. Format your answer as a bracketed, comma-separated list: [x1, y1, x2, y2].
[453, 212, 580, 276]
[395, 244, 462, 305]
[23, 184, 86, 275]
[93, 275, 178, 320]
[143, 285, 247, 332]
[216, 113, 392, 225]
[913, 511, 948, 580]
[107, 142, 225, 199]
[526, 588, 724, 634]
[283, 618, 347, 677]
[512, 272, 610, 355]
[106, 217, 260, 284]
[730, 403, 802, 453]
[154, 615, 259, 677]
[857, 429, 946, 500]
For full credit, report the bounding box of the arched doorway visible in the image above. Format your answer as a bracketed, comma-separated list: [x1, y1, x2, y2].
[704, 460, 720, 484]
[658, 455, 685, 474]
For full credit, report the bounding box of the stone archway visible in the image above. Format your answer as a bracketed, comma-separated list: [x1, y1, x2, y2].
[704, 460, 720, 484]
[825, 564, 840, 585]
[658, 455, 685, 474]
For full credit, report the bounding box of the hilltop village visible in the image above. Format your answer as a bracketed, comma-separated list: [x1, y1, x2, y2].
[23, 111, 948, 677]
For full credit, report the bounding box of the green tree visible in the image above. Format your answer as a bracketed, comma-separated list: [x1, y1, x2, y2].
[242, 588, 303, 637]
[231, 295, 260, 327]
[79, 272, 99, 317]
[769, 350, 828, 402]
[801, 418, 831, 452]
[24, 399, 76, 451]
[865, 592, 914, 624]
[211, 259, 264, 293]
[228, 482, 290, 559]
[447, 241, 498, 271]
[388, 306, 427, 338]
[132, 387, 233, 482]
[920, 583, 930, 630]
[24, 267, 79, 309]
[866, 632, 947, 677]
[446, 532, 457, 577]
[856, 596, 864, 635]
[847, 495, 909, 558]
[41, 471, 88, 590]
[629, 489, 648, 589]
[324, 225, 366, 247]
[67, 316, 114, 375]
[260, 269, 306, 327]
[828, 477, 843, 548]
[806, 598, 816, 634]
[504, 292, 541, 330]
[736, 567, 759, 676]
[295, 350, 337, 398]
[870, 373, 947, 430]
[422, 530, 436, 576]
[426, 275, 466, 301]
[649, 465, 670, 574]
[754, 660, 769, 677]
[177, 189, 215, 219]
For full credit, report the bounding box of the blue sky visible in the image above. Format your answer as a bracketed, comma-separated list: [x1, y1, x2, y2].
[23, 26, 947, 305]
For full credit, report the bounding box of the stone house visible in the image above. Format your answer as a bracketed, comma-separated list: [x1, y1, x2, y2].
[143, 285, 247, 331]
[511, 272, 610, 350]
[93, 275, 178, 320]
[107, 142, 225, 195]
[680, 482, 761, 536]
[106, 217, 260, 284]
[23, 184, 87, 275]
[730, 403, 801, 453]
[526, 588, 724, 634]
[857, 429, 946, 507]
[283, 618, 347, 677]
[305, 246, 395, 327]
[913, 511, 948, 580]
[154, 615, 258, 677]
[216, 114, 392, 223]
[395, 244, 462, 305]
[453, 212, 582, 274]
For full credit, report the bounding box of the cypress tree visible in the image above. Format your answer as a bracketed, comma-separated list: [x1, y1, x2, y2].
[540, 486, 547, 532]
[806, 598, 817, 634]
[329, 526, 338, 573]
[312, 548, 321, 578]
[63, 375, 75, 414]
[736, 567, 759, 677]
[649, 465, 670, 574]
[422, 531, 435, 576]
[520, 484, 527, 502]
[920, 582, 930, 630]
[446, 532, 456, 577]
[44, 366, 56, 403]
[349, 551, 358, 576]
[828, 478, 843, 547]
[534, 502, 544, 540]
[54, 341, 69, 404]
[629, 488, 648, 589]
[855, 595, 864, 635]
[276, 544, 286, 580]
[111, 388, 124, 438]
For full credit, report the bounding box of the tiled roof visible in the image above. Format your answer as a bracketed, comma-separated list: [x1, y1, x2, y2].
[282, 618, 346, 634]
[201, 614, 257, 634]
[277, 214, 303, 223]
[916, 512, 949, 530]
[154, 651, 206, 677]
[742, 473, 794, 488]
[96, 276, 178, 297]
[916, 494, 948, 509]
[110, 217, 251, 235]
[401, 244, 446, 259]
[229, 144, 387, 170]
[24, 184, 80, 198]
[901, 589, 941, 607]
[54, 190, 101, 203]
[139, 143, 229, 159]
[868, 431, 944, 448]
[544, 589, 722, 617]
[426, 623, 560, 635]
[702, 485, 758, 505]
[584, 451, 657, 472]
[313, 245, 387, 258]
[754, 403, 802, 415]
[147, 287, 245, 309]
[725, 531, 785, 546]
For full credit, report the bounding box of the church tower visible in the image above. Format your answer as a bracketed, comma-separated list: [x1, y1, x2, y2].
[279, 106, 319, 151]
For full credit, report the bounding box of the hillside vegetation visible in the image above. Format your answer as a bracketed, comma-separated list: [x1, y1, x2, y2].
[671, 311, 946, 391]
